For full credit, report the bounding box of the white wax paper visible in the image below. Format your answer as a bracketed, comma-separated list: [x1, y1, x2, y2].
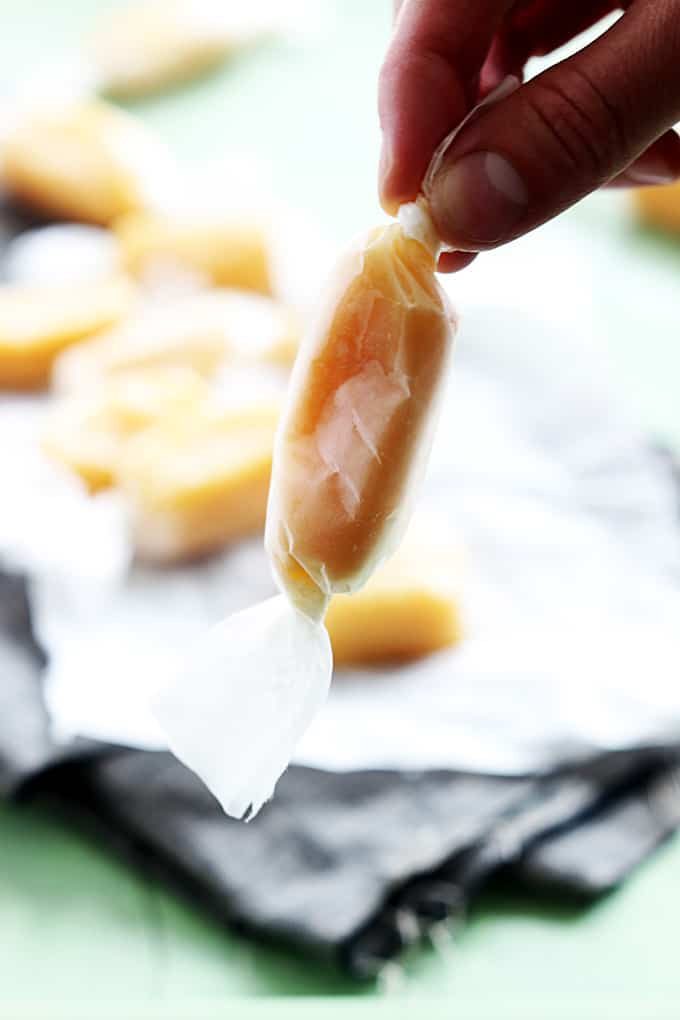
[1, 211, 679, 776]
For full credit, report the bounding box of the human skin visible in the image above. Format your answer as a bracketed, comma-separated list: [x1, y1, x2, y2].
[379, 0, 680, 271]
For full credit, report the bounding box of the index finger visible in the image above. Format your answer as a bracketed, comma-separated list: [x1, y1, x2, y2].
[379, 0, 513, 213]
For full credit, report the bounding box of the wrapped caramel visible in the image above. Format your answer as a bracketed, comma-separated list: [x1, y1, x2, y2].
[153, 198, 456, 818]
[266, 204, 453, 620]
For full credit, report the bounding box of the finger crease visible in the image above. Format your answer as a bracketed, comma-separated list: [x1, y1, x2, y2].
[568, 64, 629, 161]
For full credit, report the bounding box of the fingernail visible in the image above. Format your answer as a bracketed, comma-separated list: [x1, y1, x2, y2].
[430, 151, 528, 249]
[624, 152, 677, 186]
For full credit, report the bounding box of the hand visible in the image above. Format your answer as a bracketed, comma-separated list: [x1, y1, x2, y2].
[379, 0, 680, 270]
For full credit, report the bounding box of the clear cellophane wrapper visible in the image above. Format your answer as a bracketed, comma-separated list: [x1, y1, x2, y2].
[153, 201, 457, 817]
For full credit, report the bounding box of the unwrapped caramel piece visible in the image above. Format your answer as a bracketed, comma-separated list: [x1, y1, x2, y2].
[1, 101, 167, 225]
[53, 299, 228, 391]
[635, 181, 680, 235]
[91, 0, 240, 98]
[116, 212, 272, 293]
[53, 290, 299, 391]
[119, 402, 281, 562]
[43, 366, 208, 492]
[326, 522, 463, 666]
[0, 276, 134, 389]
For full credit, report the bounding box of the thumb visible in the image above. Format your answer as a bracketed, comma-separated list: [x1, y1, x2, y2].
[429, 0, 680, 252]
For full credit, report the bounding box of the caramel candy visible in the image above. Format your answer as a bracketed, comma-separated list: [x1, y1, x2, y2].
[116, 212, 272, 293]
[0, 276, 134, 390]
[150, 203, 456, 820]
[53, 299, 227, 391]
[326, 523, 463, 666]
[91, 0, 238, 98]
[119, 402, 280, 562]
[43, 366, 208, 492]
[1, 101, 167, 225]
[266, 213, 455, 619]
[635, 180, 680, 236]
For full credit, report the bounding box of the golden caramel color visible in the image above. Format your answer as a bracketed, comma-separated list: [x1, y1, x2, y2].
[325, 522, 463, 666]
[120, 403, 281, 562]
[53, 303, 227, 391]
[91, 0, 234, 99]
[116, 212, 272, 293]
[0, 276, 134, 389]
[1, 102, 159, 225]
[43, 366, 208, 492]
[635, 181, 680, 235]
[53, 290, 297, 392]
[267, 223, 454, 617]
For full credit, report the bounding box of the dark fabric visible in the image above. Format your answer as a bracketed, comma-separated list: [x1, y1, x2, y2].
[0, 572, 50, 791]
[515, 758, 680, 896]
[1, 570, 679, 978]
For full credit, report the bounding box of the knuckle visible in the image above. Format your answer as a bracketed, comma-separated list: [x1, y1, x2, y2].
[526, 67, 629, 183]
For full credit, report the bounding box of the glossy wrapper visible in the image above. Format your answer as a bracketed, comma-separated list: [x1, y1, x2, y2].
[153, 202, 456, 817]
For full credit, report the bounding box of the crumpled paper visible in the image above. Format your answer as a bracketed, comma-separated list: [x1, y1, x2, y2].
[0, 292, 678, 777]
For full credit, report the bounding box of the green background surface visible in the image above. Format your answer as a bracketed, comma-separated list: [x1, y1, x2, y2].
[1, 2, 679, 1016]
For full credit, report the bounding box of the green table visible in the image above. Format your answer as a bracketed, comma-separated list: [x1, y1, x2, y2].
[0, 2, 679, 1015]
